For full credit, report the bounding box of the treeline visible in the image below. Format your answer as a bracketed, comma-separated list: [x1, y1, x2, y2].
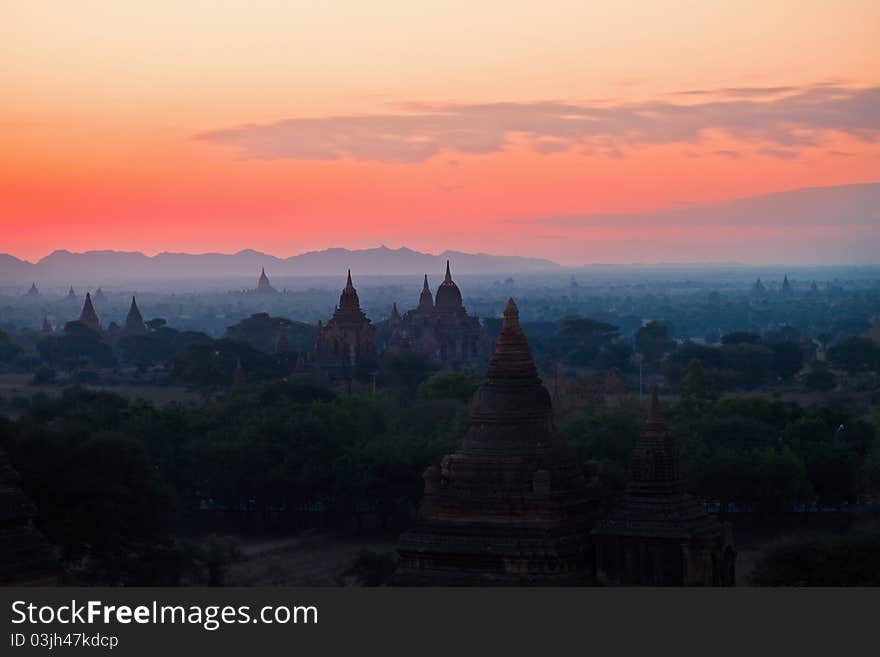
[1, 372, 877, 584]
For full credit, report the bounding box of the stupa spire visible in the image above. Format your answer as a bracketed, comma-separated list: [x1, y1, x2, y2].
[485, 298, 537, 380]
[444, 259, 452, 283]
[78, 292, 101, 331]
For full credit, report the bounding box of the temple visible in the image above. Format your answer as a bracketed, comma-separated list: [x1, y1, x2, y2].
[751, 277, 765, 296]
[26, 282, 40, 297]
[78, 292, 101, 332]
[781, 275, 793, 296]
[255, 267, 277, 293]
[394, 298, 599, 585]
[380, 261, 490, 371]
[312, 270, 377, 381]
[94, 287, 107, 303]
[123, 296, 147, 335]
[0, 447, 59, 585]
[591, 387, 735, 586]
[67, 286, 77, 300]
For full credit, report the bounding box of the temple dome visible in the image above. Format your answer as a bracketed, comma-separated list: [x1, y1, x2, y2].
[434, 260, 462, 312]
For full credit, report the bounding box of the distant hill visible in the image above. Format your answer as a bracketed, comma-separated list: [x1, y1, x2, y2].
[0, 246, 560, 282]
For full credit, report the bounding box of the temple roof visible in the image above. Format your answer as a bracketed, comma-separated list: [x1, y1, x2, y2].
[256, 267, 276, 293]
[124, 296, 146, 334]
[435, 260, 463, 312]
[78, 293, 101, 331]
[26, 282, 39, 296]
[418, 274, 434, 312]
[338, 269, 361, 311]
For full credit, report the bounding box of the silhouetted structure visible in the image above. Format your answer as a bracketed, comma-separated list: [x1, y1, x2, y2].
[394, 299, 599, 585]
[781, 275, 793, 296]
[78, 292, 101, 332]
[0, 447, 59, 585]
[66, 286, 77, 300]
[123, 296, 147, 335]
[94, 287, 107, 303]
[255, 267, 277, 294]
[592, 387, 735, 586]
[41, 318, 53, 334]
[312, 270, 377, 381]
[26, 282, 40, 298]
[751, 277, 765, 296]
[381, 262, 490, 371]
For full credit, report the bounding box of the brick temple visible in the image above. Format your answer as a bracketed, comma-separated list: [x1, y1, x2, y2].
[591, 387, 736, 586]
[394, 298, 600, 585]
[312, 270, 378, 381]
[380, 261, 490, 371]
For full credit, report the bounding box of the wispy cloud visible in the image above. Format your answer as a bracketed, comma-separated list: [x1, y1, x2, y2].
[195, 84, 880, 164]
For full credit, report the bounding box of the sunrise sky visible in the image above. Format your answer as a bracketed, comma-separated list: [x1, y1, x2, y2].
[2, 1, 879, 265]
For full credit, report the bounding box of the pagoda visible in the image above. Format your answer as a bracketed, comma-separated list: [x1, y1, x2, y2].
[66, 286, 77, 300]
[380, 262, 490, 371]
[26, 282, 40, 297]
[394, 299, 599, 585]
[0, 447, 59, 585]
[781, 275, 793, 296]
[591, 387, 735, 586]
[123, 296, 147, 335]
[255, 267, 277, 294]
[41, 318, 53, 334]
[78, 293, 101, 332]
[312, 270, 377, 381]
[94, 287, 107, 303]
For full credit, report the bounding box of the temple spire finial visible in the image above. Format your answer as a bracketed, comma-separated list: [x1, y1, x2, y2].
[347, 269, 353, 288]
[445, 260, 452, 282]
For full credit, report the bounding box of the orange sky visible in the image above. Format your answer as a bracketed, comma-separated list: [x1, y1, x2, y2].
[2, 1, 879, 265]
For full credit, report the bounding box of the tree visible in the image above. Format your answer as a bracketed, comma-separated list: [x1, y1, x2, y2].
[802, 368, 836, 392]
[418, 372, 481, 403]
[680, 358, 706, 403]
[826, 337, 880, 373]
[635, 321, 671, 363]
[721, 331, 761, 345]
[766, 341, 804, 379]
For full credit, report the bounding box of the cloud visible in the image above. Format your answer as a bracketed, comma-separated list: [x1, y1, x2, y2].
[757, 147, 799, 160]
[511, 183, 880, 230]
[195, 84, 880, 163]
[713, 149, 742, 159]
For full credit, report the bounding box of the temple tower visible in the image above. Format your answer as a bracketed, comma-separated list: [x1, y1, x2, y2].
[255, 267, 277, 293]
[123, 296, 147, 335]
[26, 282, 40, 297]
[591, 387, 736, 586]
[394, 299, 599, 585]
[312, 270, 377, 381]
[418, 275, 434, 314]
[78, 293, 101, 332]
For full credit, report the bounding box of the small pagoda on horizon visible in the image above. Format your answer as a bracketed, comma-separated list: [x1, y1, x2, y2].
[255, 267, 277, 294]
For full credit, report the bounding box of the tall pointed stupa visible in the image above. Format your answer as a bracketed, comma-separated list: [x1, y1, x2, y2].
[123, 296, 147, 335]
[418, 274, 434, 314]
[78, 293, 101, 331]
[94, 287, 107, 303]
[26, 282, 40, 297]
[394, 298, 599, 585]
[591, 387, 736, 586]
[255, 267, 276, 293]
